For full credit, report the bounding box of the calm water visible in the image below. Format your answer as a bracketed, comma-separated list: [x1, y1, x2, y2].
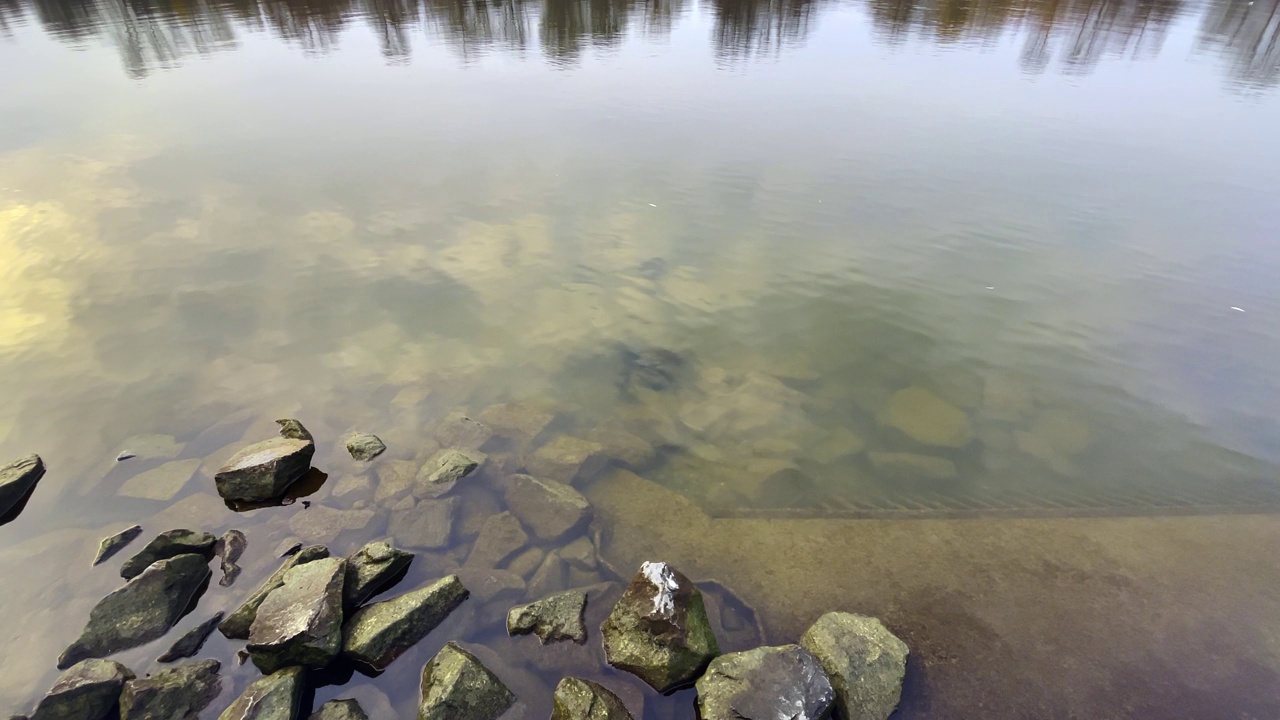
[1, 0, 1279, 714]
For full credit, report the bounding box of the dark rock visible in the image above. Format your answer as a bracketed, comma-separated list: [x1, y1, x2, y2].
[342, 575, 469, 671]
[344, 541, 414, 611]
[30, 659, 134, 720]
[215, 529, 247, 586]
[247, 557, 346, 673]
[58, 554, 212, 669]
[800, 612, 908, 720]
[93, 525, 143, 566]
[465, 511, 528, 569]
[504, 474, 593, 541]
[418, 642, 515, 720]
[622, 347, 685, 393]
[414, 449, 483, 498]
[120, 529, 216, 580]
[551, 677, 634, 720]
[118, 659, 221, 720]
[276, 418, 313, 442]
[220, 545, 329, 639]
[308, 699, 368, 720]
[215, 437, 314, 503]
[600, 561, 719, 692]
[695, 644, 834, 720]
[0, 454, 44, 517]
[279, 542, 304, 558]
[216, 666, 304, 720]
[389, 497, 458, 549]
[157, 612, 224, 662]
[507, 590, 587, 644]
[346, 434, 386, 462]
[454, 566, 525, 605]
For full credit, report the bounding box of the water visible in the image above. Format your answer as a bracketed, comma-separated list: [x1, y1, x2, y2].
[2, 0, 1280, 715]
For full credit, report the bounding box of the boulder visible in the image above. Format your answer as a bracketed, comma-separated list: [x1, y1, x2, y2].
[477, 402, 555, 447]
[215, 529, 247, 587]
[389, 497, 458, 549]
[695, 644, 834, 720]
[505, 547, 545, 579]
[506, 590, 587, 644]
[586, 423, 655, 470]
[115, 435, 183, 462]
[417, 642, 515, 720]
[288, 505, 376, 545]
[600, 561, 719, 692]
[344, 541, 414, 610]
[414, 449, 483, 498]
[58, 554, 212, 669]
[374, 460, 418, 504]
[559, 536, 598, 571]
[346, 433, 387, 462]
[331, 474, 372, 499]
[276, 418, 313, 441]
[216, 666, 304, 720]
[118, 659, 221, 720]
[120, 529, 217, 580]
[0, 454, 44, 517]
[93, 525, 143, 566]
[215, 437, 314, 503]
[867, 451, 958, 482]
[219, 545, 329, 639]
[342, 575, 470, 671]
[454, 566, 526, 605]
[118, 459, 202, 501]
[524, 437, 607, 486]
[158, 612, 224, 662]
[247, 557, 347, 673]
[878, 386, 973, 448]
[503, 474, 593, 541]
[308, 699, 368, 720]
[465, 512, 528, 569]
[800, 612, 908, 720]
[432, 412, 495, 451]
[29, 659, 133, 720]
[550, 677, 634, 720]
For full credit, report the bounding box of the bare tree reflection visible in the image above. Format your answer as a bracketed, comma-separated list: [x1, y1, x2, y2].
[0, 0, 28, 35]
[710, 0, 818, 61]
[1197, 0, 1280, 89]
[423, 0, 532, 60]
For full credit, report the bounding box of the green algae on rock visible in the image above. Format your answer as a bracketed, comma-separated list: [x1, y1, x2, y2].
[219, 544, 330, 639]
[504, 474, 593, 541]
[551, 677, 634, 720]
[118, 659, 221, 720]
[215, 432, 314, 503]
[465, 511, 529, 569]
[800, 612, 908, 720]
[246, 557, 346, 673]
[345, 433, 386, 461]
[878, 386, 973, 448]
[417, 642, 515, 720]
[119, 529, 216, 580]
[695, 644, 834, 720]
[507, 590, 587, 644]
[308, 699, 369, 720]
[342, 574, 469, 671]
[93, 524, 143, 566]
[30, 659, 133, 720]
[217, 666, 305, 720]
[343, 540, 414, 611]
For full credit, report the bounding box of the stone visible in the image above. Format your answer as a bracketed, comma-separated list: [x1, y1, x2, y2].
[695, 644, 834, 720]
[216, 666, 304, 720]
[219, 545, 330, 639]
[507, 590, 587, 644]
[414, 449, 483, 498]
[524, 437, 608, 486]
[527, 551, 569, 599]
[1025, 409, 1093, 456]
[478, 402, 555, 447]
[504, 474, 593, 541]
[332, 474, 372, 499]
[0, 454, 44, 517]
[867, 451, 959, 482]
[810, 427, 867, 464]
[93, 525, 143, 566]
[586, 424, 654, 469]
[466, 512, 528, 568]
[308, 699, 368, 720]
[455, 566, 525, 604]
[120, 529, 217, 580]
[800, 612, 908, 720]
[417, 642, 515, 720]
[432, 412, 495, 450]
[456, 486, 502, 539]
[276, 418, 313, 441]
[215, 529, 247, 587]
[247, 557, 347, 673]
[157, 612, 224, 662]
[30, 659, 134, 720]
[505, 547, 545, 579]
[118, 659, 221, 720]
[550, 677, 634, 720]
[980, 372, 1034, 422]
[879, 386, 973, 448]
[215, 437, 315, 503]
[342, 575, 470, 671]
[374, 459, 418, 504]
[58, 554, 212, 669]
[118, 459, 202, 501]
[600, 561, 719, 692]
[116, 435, 183, 462]
[289, 505, 376, 544]
[559, 536, 598, 571]
[344, 540, 414, 610]
[346, 433, 387, 461]
[389, 497, 458, 549]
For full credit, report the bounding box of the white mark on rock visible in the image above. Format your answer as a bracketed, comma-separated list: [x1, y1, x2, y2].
[641, 561, 679, 617]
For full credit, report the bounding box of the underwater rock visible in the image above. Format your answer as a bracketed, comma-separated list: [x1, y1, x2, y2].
[388, 496, 458, 549]
[455, 566, 526, 605]
[505, 546, 546, 579]
[800, 612, 908, 720]
[332, 474, 372, 499]
[342, 575, 470, 671]
[276, 419, 313, 441]
[118, 459, 202, 501]
[550, 677, 634, 720]
[93, 525, 143, 566]
[879, 386, 973, 448]
[288, 505, 376, 545]
[414, 449, 484, 498]
[216, 666, 304, 720]
[308, 699, 368, 720]
[621, 347, 686, 393]
[586, 423, 655, 470]
[0, 454, 44, 517]
[215, 430, 315, 503]
[695, 644, 834, 720]
[527, 551, 570, 599]
[346, 433, 387, 462]
[431, 412, 495, 450]
[157, 613, 224, 662]
[120, 529, 216, 580]
[115, 435, 183, 463]
[219, 545, 330, 639]
[504, 474, 593, 541]
[524, 437, 608, 487]
[374, 459, 418, 504]
[465, 511, 528, 569]
[867, 451, 959, 482]
[344, 540, 414, 611]
[118, 658, 221, 720]
[507, 590, 587, 644]
[246, 557, 346, 673]
[214, 529, 247, 587]
[29, 659, 134, 720]
[417, 642, 515, 720]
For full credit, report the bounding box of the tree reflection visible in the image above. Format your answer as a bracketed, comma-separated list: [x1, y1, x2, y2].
[710, 0, 818, 61]
[1197, 0, 1280, 89]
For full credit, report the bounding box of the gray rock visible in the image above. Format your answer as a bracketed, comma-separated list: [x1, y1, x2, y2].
[527, 551, 569, 599]
[800, 612, 908, 720]
[600, 561, 719, 692]
[503, 474, 593, 541]
[505, 547, 545, 579]
[58, 554, 212, 669]
[346, 434, 387, 462]
[414, 449, 483, 498]
[0, 454, 44, 517]
[119, 659, 221, 720]
[342, 575, 470, 671]
[523, 437, 608, 486]
[215, 529, 247, 586]
[389, 497, 458, 549]
[219, 545, 330, 639]
[559, 536, 598, 571]
[93, 525, 143, 566]
[344, 541, 414, 611]
[247, 557, 347, 673]
[507, 590, 587, 644]
[465, 512, 528, 569]
[454, 566, 526, 604]
[695, 644, 834, 720]
[288, 505, 376, 545]
[216, 666, 305, 720]
[30, 659, 134, 720]
[308, 699, 368, 720]
[116, 435, 183, 462]
[215, 437, 315, 503]
[551, 677, 634, 720]
[417, 642, 515, 720]
[477, 403, 555, 447]
[118, 459, 202, 501]
[276, 418, 313, 442]
[158, 612, 224, 662]
[120, 529, 217, 580]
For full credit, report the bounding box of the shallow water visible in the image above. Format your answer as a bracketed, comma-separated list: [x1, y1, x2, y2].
[1, 0, 1279, 715]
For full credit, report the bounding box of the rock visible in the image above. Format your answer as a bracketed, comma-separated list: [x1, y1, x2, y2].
[810, 427, 867, 464]
[215, 529, 247, 586]
[116, 435, 183, 462]
[216, 666, 304, 720]
[456, 486, 502, 539]
[118, 459, 202, 501]
[308, 699, 368, 720]
[414, 449, 484, 498]
[527, 551, 569, 599]
[389, 497, 458, 549]
[374, 460, 418, 504]
[157, 612, 224, 662]
[550, 677, 634, 720]
[878, 386, 973, 448]
[586, 424, 654, 469]
[215, 437, 315, 503]
[559, 537, 598, 571]
[93, 525, 143, 566]
[694, 644, 834, 720]
[524, 437, 608, 486]
[417, 642, 515, 720]
[0, 454, 44, 517]
[980, 372, 1034, 422]
[455, 566, 526, 604]
[800, 612, 908, 720]
[342, 575, 470, 671]
[478, 402, 555, 447]
[346, 433, 387, 461]
[507, 590, 587, 644]
[288, 505, 376, 545]
[120, 529, 217, 580]
[118, 659, 221, 720]
[276, 418, 313, 441]
[600, 561, 719, 692]
[30, 659, 134, 720]
[867, 451, 959, 482]
[465, 512, 528, 568]
[219, 545, 330, 639]
[58, 554, 212, 669]
[344, 541, 414, 610]
[505, 547, 545, 579]
[247, 557, 347, 673]
[332, 474, 372, 499]
[504, 474, 593, 541]
[432, 412, 495, 451]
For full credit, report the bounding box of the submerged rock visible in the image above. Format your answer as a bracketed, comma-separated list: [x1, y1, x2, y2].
[215, 529, 247, 587]
[288, 505, 376, 545]
[477, 402, 555, 447]
[118, 459, 202, 501]
[219, 545, 330, 639]
[342, 575, 470, 671]
[118, 659, 221, 720]
[120, 529, 217, 580]
[0, 454, 44, 517]
[158, 612, 224, 663]
[879, 386, 973, 448]
[93, 525, 143, 566]
[388, 497, 458, 549]
[30, 659, 134, 720]
[695, 644, 834, 720]
[344, 541, 414, 611]
[506, 590, 587, 644]
[550, 677, 634, 720]
[867, 451, 959, 482]
[247, 557, 347, 673]
[418, 642, 515, 720]
[454, 566, 526, 605]
[308, 699, 368, 720]
[59, 554, 212, 669]
[524, 437, 608, 486]
[346, 433, 387, 462]
[504, 474, 593, 541]
[215, 436, 315, 503]
[465, 511, 528, 569]
[415, 449, 483, 498]
[600, 561, 719, 692]
[800, 612, 908, 720]
[216, 666, 305, 720]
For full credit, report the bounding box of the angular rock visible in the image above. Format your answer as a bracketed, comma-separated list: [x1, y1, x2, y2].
[526, 551, 569, 599]
[587, 423, 655, 470]
[600, 561, 719, 692]
[867, 451, 958, 482]
[93, 525, 143, 566]
[158, 612, 224, 662]
[507, 590, 587, 644]
[414, 449, 483, 498]
[308, 699, 368, 720]
[878, 386, 973, 448]
[465, 511, 528, 569]
[30, 659, 134, 720]
[477, 402, 555, 446]
[59, 554, 212, 669]
[418, 642, 515, 720]
[505, 546, 545, 579]
[119, 659, 221, 720]
[219, 545, 330, 639]
[346, 433, 387, 462]
[432, 412, 495, 451]
[559, 536, 598, 571]
[389, 497, 458, 549]
[504, 474, 593, 541]
[455, 566, 526, 604]
[116, 435, 183, 462]
[374, 459, 418, 504]
[276, 418, 313, 441]
[215, 529, 247, 587]
[551, 677, 634, 720]
[216, 666, 304, 720]
[342, 575, 470, 671]
[247, 557, 347, 673]
[0, 454, 44, 517]
[215, 437, 315, 503]
[120, 529, 217, 580]
[332, 474, 372, 499]
[344, 540, 414, 610]
[288, 504, 376, 545]
[118, 459, 202, 501]
[800, 612, 908, 720]
[524, 437, 608, 486]
[695, 644, 834, 720]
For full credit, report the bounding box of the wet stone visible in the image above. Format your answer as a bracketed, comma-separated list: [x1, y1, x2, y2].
[374, 459, 418, 504]
[332, 473, 372, 499]
[215, 529, 247, 587]
[550, 677, 634, 720]
[30, 659, 134, 720]
[504, 474, 593, 541]
[342, 575, 470, 671]
[308, 699, 368, 720]
[586, 424, 655, 470]
[527, 551, 570, 599]
[215, 436, 315, 503]
[119, 658, 221, 720]
[344, 540, 414, 610]
[456, 485, 502, 539]
[247, 557, 347, 673]
[524, 436, 608, 486]
[507, 590, 587, 644]
[219, 545, 330, 639]
[466, 511, 528, 568]
[118, 459, 202, 501]
[800, 612, 908, 720]
[120, 529, 216, 580]
[0, 454, 44, 517]
[116, 435, 183, 463]
[276, 418, 313, 441]
[505, 546, 546, 579]
[478, 402, 556, 447]
[414, 449, 484, 498]
[560, 536, 598, 571]
[418, 642, 515, 720]
[389, 496, 458, 549]
[695, 644, 834, 720]
[93, 524, 143, 566]
[879, 386, 973, 448]
[432, 412, 495, 451]
[455, 566, 526, 605]
[288, 504, 376, 545]
[216, 666, 304, 720]
[158, 612, 224, 662]
[867, 451, 959, 482]
[346, 433, 387, 461]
